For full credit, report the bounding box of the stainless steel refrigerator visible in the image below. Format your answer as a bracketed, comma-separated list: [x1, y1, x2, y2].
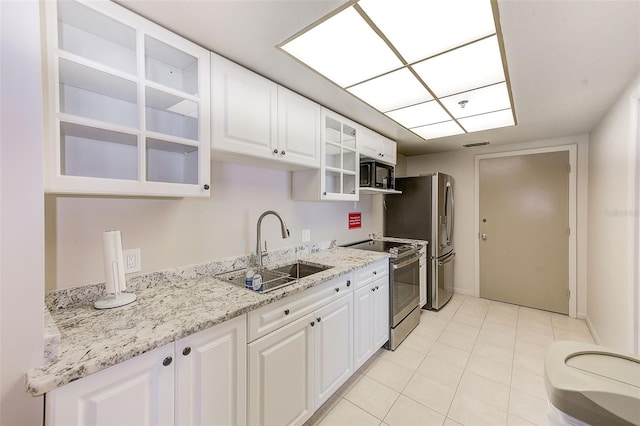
[383, 173, 455, 310]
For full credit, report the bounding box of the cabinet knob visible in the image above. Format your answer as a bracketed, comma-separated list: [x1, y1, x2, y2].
[376, 286, 379, 290]
[273, 149, 279, 154]
[346, 280, 351, 287]
[371, 288, 375, 292]
[182, 347, 191, 356]
[310, 321, 315, 327]
[280, 150, 286, 156]
[317, 317, 321, 323]
[373, 271, 377, 275]
[162, 356, 173, 367]
[335, 288, 340, 293]
[284, 309, 290, 315]
[203, 184, 210, 190]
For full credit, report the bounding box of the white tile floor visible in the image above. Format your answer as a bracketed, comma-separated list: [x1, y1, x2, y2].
[306, 294, 595, 426]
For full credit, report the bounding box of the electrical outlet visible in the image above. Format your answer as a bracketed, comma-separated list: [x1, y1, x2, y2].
[301, 229, 311, 242]
[123, 248, 141, 273]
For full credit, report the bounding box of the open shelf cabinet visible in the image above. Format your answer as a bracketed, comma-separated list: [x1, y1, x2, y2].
[43, 0, 210, 197]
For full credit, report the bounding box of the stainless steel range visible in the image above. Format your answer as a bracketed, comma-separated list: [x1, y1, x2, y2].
[345, 240, 421, 350]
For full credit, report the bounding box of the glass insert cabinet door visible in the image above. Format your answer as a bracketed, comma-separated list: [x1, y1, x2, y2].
[44, 0, 211, 197]
[322, 113, 359, 200]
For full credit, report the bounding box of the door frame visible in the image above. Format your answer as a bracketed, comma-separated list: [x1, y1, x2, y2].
[474, 145, 578, 317]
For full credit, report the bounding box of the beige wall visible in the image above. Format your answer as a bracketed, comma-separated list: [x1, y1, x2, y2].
[406, 135, 590, 317]
[47, 161, 383, 289]
[0, 0, 45, 423]
[587, 70, 640, 354]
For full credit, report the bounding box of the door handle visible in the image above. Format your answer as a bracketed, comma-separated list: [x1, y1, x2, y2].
[481, 233, 488, 240]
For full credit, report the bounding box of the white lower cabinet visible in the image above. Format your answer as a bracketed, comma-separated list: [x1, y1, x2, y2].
[46, 315, 247, 426]
[248, 312, 315, 426]
[354, 272, 389, 371]
[46, 262, 391, 426]
[46, 343, 175, 426]
[175, 315, 247, 426]
[247, 277, 355, 426]
[314, 293, 354, 407]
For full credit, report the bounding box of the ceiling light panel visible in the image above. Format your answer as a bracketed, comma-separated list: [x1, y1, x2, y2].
[358, 0, 496, 64]
[281, 0, 516, 142]
[458, 109, 514, 132]
[440, 83, 511, 119]
[347, 68, 433, 112]
[412, 121, 465, 139]
[281, 6, 403, 87]
[412, 36, 505, 98]
[385, 100, 451, 128]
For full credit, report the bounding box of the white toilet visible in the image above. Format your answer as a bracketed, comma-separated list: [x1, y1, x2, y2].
[544, 341, 640, 426]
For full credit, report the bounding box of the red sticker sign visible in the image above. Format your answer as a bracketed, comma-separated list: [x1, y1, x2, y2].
[348, 212, 362, 229]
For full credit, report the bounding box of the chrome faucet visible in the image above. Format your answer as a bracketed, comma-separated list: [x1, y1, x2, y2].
[256, 210, 290, 268]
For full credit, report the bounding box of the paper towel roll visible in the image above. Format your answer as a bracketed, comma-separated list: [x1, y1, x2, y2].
[103, 230, 126, 294]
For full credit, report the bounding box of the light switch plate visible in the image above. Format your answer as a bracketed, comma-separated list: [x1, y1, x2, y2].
[301, 229, 311, 242]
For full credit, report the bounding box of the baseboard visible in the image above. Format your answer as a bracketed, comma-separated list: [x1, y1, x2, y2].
[584, 315, 602, 345]
[453, 288, 475, 297]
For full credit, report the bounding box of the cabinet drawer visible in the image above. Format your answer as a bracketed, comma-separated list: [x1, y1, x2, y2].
[354, 260, 389, 289]
[248, 273, 353, 342]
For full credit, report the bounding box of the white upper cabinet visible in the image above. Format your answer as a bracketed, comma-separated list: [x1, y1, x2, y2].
[359, 127, 397, 166]
[292, 109, 359, 201]
[212, 54, 320, 169]
[277, 86, 321, 168]
[211, 53, 278, 159]
[43, 0, 211, 197]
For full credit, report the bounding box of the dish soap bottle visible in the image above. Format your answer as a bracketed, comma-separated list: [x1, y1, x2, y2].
[245, 269, 255, 288]
[252, 273, 263, 292]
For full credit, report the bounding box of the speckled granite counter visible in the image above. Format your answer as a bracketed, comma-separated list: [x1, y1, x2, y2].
[27, 244, 388, 396]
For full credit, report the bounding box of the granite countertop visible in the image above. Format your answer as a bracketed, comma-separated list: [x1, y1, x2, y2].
[26, 246, 388, 396]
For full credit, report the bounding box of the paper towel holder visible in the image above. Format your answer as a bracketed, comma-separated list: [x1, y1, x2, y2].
[95, 230, 137, 309]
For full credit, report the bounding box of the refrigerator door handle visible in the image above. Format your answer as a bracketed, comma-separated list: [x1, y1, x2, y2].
[444, 181, 454, 246]
[449, 184, 455, 244]
[437, 252, 455, 266]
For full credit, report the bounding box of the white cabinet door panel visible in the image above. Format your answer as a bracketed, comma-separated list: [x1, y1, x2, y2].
[353, 285, 374, 371]
[175, 315, 247, 426]
[212, 53, 277, 158]
[248, 313, 314, 426]
[314, 293, 353, 407]
[372, 276, 390, 349]
[277, 86, 321, 168]
[46, 344, 175, 426]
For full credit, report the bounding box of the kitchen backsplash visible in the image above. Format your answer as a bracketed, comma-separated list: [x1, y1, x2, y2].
[45, 240, 337, 310]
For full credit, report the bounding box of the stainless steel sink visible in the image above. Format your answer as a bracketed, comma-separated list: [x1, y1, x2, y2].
[216, 261, 332, 293]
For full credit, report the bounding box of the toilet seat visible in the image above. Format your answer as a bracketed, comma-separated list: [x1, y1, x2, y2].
[544, 341, 640, 426]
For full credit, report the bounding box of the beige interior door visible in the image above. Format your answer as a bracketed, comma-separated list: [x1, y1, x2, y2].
[479, 151, 570, 314]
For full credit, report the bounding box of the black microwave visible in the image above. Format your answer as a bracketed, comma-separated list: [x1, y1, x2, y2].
[360, 160, 395, 189]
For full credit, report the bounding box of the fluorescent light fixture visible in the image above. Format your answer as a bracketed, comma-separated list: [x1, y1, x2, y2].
[412, 121, 465, 139]
[347, 68, 433, 112]
[358, 0, 496, 64]
[385, 100, 451, 129]
[459, 109, 514, 132]
[280, 1, 516, 142]
[412, 36, 505, 98]
[440, 83, 511, 119]
[281, 6, 403, 87]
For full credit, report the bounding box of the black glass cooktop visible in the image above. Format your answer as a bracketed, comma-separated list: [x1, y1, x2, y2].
[344, 239, 409, 253]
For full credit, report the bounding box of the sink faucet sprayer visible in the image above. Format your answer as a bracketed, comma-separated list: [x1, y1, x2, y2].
[256, 210, 290, 268]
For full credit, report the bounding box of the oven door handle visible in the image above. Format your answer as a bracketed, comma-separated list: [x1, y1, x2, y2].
[392, 253, 421, 270]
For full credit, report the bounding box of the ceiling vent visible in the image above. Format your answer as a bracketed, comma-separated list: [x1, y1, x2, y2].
[462, 142, 490, 148]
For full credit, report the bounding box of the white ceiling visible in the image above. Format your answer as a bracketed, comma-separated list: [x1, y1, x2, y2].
[117, 0, 640, 156]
